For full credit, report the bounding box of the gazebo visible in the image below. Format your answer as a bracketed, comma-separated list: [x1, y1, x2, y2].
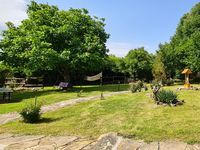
[182, 69, 192, 88]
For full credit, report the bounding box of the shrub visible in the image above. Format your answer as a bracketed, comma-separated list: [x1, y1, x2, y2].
[150, 80, 161, 89]
[144, 85, 148, 91]
[130, 83, 138, 93]
[163, 79, 174, 86]
[156, 90, 177, 104]
[130, 80, 147, 93]
[20, 103, 41, 123]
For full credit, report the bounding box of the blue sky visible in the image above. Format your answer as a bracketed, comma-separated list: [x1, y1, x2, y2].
[1, 0, 199, 56]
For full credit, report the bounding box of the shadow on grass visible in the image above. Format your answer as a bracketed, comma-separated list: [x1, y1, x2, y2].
[0, 84, 129, 104]
[2, 88, 62, 104]
[20, 117, 63, 124]
[37, 117, 63, 124]
[77, 84, 129, 93]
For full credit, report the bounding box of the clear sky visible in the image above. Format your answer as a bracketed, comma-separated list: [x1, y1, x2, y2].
[0, 0, 199, 56]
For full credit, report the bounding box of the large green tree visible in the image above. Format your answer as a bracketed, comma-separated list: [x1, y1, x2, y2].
[159, 2, 200, 76]
[0, 1, 109, 81]
[106, 55, 126, 74]
[124, 47, 153, 81]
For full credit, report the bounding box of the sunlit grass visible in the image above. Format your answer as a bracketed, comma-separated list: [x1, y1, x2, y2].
[0, 84, 129, 114]
[0, 84, 200, 143]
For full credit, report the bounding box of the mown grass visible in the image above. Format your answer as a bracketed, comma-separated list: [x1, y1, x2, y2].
[0, 84, 200, 143]
[0, 84, 129, 114]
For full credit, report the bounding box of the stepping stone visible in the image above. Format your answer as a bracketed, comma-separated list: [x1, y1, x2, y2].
[185, 144, 200, 150]
[117, 139, 145, 150]
[30, 145, 56, 150]
[5, 140, 40, 150]
[159, 141, 187, 150]
[88, 133, 121, 150]
[62, 139, 95, 150]
[0, 135, 44, 145]
[36, 136, 78, 148]
[139, 142, 158, 150]
[0, 144, 7, 150]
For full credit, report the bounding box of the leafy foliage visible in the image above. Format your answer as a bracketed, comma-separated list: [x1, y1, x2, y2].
[163, 79, 174, 86]
[130, 80, 147, 93]
[150, 80, 162, 89]
[0, 62, 12, 87]
[124, 47, 153, 81]
[158, 3, 200, 77]
[156, 90, 178, 104]
[106, 55, 125, 74]
[20, 102, 41, 123]
[152, 54, 166, 81]
[0, 1, 109, 81]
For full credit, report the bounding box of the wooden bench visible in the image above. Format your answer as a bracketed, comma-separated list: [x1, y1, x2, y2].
[0, 88, 13, 102]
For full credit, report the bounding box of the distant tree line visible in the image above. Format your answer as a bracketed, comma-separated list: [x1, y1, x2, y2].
[0, 1, 200, 85]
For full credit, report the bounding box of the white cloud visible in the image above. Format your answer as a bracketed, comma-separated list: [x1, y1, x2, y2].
[106, 41, 147, 57]
[0, 0, 28, 31]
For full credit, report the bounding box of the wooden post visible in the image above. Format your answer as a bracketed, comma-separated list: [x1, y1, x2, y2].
[100, 76, 104, 100]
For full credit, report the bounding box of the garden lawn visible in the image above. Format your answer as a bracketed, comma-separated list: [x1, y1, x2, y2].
[0, 84, 129, 114]
[0, 85, 200, 143]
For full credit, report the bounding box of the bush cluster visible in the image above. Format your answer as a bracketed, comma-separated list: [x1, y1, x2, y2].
[151, 79, 174, 88]
[130, 80, 148, 93]
[163, 79, 174, 86]
[156, 90, 177, 104]
[20, 103, 41, 123]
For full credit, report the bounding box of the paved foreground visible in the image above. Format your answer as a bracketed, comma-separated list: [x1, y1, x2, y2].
[0, 133, 199, 150]
[0, 91, 128, 125]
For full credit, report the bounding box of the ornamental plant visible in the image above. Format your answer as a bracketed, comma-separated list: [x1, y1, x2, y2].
[20, 97, 41, 123]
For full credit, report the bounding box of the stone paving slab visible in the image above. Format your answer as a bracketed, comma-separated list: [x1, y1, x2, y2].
[139, 142, 159, 150]
[159, 141, 187, 150]
[0, 91, 129, 125]
[1, 133, 200, 150]
[118, 139, 145, 150]
[186, 144, 200, 150]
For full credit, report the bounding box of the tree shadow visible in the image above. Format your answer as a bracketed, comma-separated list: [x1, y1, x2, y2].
[76, 84, 129, 93]
[0, 84, 129, 104]
[1, 88, 62, 104]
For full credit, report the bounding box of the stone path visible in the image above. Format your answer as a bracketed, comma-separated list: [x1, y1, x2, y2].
[0, 91, 129, 125]
[0, 133, 199, 150]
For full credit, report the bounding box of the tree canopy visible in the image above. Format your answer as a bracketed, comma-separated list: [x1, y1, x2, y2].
[0, 1, 109, 81]
[158, 2, 200, 77]
[124, 47, 153, 81]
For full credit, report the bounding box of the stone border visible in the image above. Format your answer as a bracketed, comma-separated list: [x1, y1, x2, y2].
[0, 133, 200, 150]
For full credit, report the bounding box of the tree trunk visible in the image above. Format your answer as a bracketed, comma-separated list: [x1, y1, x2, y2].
[59, 66, 70, 82]
[63, 71, 70, 82]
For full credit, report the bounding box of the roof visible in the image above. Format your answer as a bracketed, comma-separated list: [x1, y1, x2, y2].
[182, 69, 192, 74]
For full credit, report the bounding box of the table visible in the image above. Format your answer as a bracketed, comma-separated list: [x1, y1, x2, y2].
[0, 88, 13, 102]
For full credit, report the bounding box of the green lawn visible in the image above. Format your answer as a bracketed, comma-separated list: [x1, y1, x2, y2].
[0, 84, 129, 114]
[0, 84, 200, 143]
